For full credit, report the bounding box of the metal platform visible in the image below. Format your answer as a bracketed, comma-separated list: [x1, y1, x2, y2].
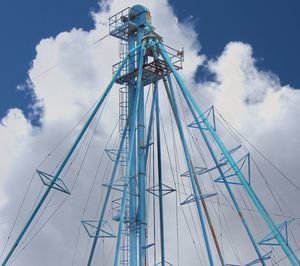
[114, 59, 181, 86]
[112, 43, 184, 85]
[109, 7, 131, 41]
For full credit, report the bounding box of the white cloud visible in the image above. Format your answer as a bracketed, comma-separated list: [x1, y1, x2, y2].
[1, 0, 300, 265]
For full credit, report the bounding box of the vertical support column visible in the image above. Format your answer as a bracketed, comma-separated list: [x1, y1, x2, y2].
[114, 43, 146, 266]
[155, 85, 166, 266]
[128, 34, 137, 266]
[145, 84, 158, 164]
[136, 30, 147, 266]
[86, 45, 141, 266]
[159, 42, 300, 266]
[163, 76, 214, 266]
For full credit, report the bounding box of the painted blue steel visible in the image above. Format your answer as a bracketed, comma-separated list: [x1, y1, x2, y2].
[214, 153, 250, 185]
[114, 43, 146, 266]
[86, 44, 143, 266]
[1, 45, 140, 266]
[155, 89, 166, 266]
[181, 193, 218, 205]
[259, 218, 295, 246]
[219, 145, 242, 163]
[180, 91, 267, 265]
[159, 42, 300, 265]
[36, 170, 70, 194]
[161, 45, 267, 266]
[163, 75, 215, 266]
[145, 82, 158, 164]
[244, 250, 272, 266]
[188, 105, 216, 131]
[136, 30, 147, 266]
[128, 34, 138, 266]
[87, 121, 128, 265]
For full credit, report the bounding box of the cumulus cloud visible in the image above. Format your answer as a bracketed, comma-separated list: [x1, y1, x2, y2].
[1, 0, 300, 265]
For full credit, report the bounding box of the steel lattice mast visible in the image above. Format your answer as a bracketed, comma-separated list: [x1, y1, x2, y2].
[2, 5, 300, 266]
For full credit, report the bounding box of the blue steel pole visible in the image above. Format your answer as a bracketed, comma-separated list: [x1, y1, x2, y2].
[159, 42, 300, 266]
[1, 45, 139, 266]
[163, 76, 214, 266]
[128, 33, 138, 266]
[145, 83, 158, 164]
[87, 123, 129, 266]
[114, 43, 146, 266]
[136, 30, 147, 266]
[165, 75, 226, 266]
[144, 39, 160, 164]
[155, 90, 166, 266]
[171, 77, 266, 265]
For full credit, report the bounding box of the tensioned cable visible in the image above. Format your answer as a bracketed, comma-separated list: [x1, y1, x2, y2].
[161, 108, 205, 264]
[0, 90, 109, 260]
[175, 80, 226, 263]
[8, 113, 100, 265]
[81, 129, 119, 264]
[157, 93, 180, 266]
[217, 110, 299, 215]
[189, 99, 296, 262]
[184, 81, 299, 258]
[71, 119, 119, 265]
[173, 75, 244, 263]
[8, 127, 92, 264]
[272, 247, 300, 265]
[172, 83, 243, 264]
[214, 107, 300, 251]
[7, 89, 111, 264]
[197, 87, 300, 194]
[31, 34, 110, 82]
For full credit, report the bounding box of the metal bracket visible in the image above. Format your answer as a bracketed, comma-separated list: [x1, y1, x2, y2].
[181, 162, 227, 177]
[219, 144, 242, 163]
[102, 176, 138, 196]
[147, 183, 176, 197]
[188, 106, 216, 131]
[142, 243, 155, 249]
[259, 218, 296, 246]
[111, 197, 130, 223]
[181, 193, 217, 205]
[105, 148, 127, 166]
[81, 220, 116, 238]
[36, 170, 70, 194]
[215, 153, 250, 185]
[245, 250, 272, 266]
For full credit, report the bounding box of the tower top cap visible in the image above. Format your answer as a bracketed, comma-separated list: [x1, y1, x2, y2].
[129, 5, 149, 17]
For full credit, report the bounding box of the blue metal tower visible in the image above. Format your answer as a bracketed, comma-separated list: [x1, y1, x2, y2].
[2, 5, 300, 266]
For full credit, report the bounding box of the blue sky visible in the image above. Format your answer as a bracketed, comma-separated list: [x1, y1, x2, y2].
[0, 0, 299, 121]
